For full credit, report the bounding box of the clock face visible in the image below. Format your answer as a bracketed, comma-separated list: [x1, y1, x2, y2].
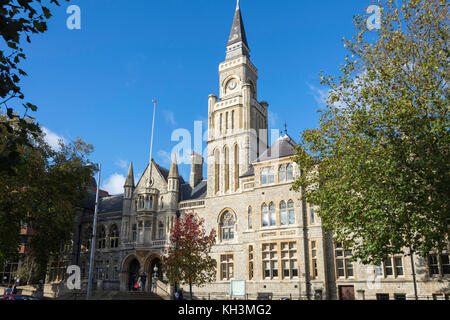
[228, 80, 237, 90]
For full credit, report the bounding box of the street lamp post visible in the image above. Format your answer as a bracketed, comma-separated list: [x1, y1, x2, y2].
[86, 163, 101, 300]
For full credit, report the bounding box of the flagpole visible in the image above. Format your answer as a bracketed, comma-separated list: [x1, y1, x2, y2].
[147, 99, 157, 188]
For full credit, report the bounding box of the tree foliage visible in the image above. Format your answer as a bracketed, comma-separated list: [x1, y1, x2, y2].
[0, 0, 67, 172]
[0, 120, 94, 281]
[162, 211, 217, 298]
[293, 0, 449, 264]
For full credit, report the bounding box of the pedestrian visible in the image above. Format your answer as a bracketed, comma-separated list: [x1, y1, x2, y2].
[141, 273, 147, 292]
[174, 289, 180, 300]
[5, 285, 12, 295]
[12, 285, 18, 295]
[179, 288, 184, 301]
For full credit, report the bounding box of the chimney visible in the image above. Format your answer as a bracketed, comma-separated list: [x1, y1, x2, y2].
[190, 151, 204, 189]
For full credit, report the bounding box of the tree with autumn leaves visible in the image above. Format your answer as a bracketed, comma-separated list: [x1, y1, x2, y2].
[162, 211, 217, 300]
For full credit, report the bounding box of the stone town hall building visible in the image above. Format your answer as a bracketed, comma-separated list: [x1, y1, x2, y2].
[53, 2, 448, 300]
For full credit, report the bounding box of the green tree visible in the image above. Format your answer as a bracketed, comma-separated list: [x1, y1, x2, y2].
[0, 121, 94, 281]
[162, 211, 217, 300]
[293, 0, 449, 267]
[0, 0, 68, 173]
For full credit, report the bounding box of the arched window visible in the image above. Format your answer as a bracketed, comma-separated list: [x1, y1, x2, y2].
[215, 149, 220, 194]
[248, 206, 252, 230]
[224, 147, 230, 192]
[269, 202, 276, 226]
[234, 144, 239, 191]
[286, 164, 294, 181]
[160, 197, 164, 209]
[279, 165, 286, 183]
[83, 227, 92, 251]
[109, 225, 119, 248]
[220, 211, 235, 241]
[280, 201, 287, 226]
[97, 226, 106, 249]
[158, 221, 164, 240]
[288, 200, 295, 225]
[262, 203, 269, 227]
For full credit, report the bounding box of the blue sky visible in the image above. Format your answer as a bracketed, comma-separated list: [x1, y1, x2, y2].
[18, 0, 376, 194]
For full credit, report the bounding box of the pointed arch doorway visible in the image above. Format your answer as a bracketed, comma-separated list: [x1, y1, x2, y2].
[128, 259, 140, 291]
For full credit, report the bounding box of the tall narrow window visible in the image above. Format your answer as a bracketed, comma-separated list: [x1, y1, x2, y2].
[220, 113, 223, 133]
[281, 242, 298, 279]
[224, 147, 230, 192]
[226, 112, 229, 130]
[311, 241, 318, 279]
[310, 205, 315, 224]
[158, 221, 164, 240]
[137, 221, 143, 243]
[262, 203, 269, 227]
[286, 164, 294, 181]
[260, 168, 268, 185]
[109, 225, 119, 248]
[262, 243, 278, 279]
[268, 167, 275, 184]
[97, 226, 106, 249]
[280, 201, 287, 226]
[278, 165, 286, 183]
[248, 245, 254, 280]
[220, 254, 234, 280]
[269, 202, 276, 226]
[335, 242, 354, 279]
[232, 110, 235, 130]
[145, 196, 149, 209]
[144, 221, 151, 244]
[234, 144, 239, 190]
[132, 224, 137, 242]
[248, 206, 252, 230]
[150, 196, 153, 209]
[288, 200, 295, 225]
[215, 150, 220, 194]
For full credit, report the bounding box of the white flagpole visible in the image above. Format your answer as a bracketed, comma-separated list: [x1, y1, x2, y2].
[147, 99, 157, 188]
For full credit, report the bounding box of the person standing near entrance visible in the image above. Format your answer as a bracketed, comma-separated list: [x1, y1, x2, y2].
[5, 285, 12, 295]
[140, 273, 147, 292]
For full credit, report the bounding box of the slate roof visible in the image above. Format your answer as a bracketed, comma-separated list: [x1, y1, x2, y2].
[98, 194, 124, 214]
[180, 180, 208, 201]
[254, 135, 297, 163]
[227, 2, 248, 48]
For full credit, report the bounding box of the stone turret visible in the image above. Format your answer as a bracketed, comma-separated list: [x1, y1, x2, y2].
[167, 154, 180, 210]
[189, 151, 204, 189]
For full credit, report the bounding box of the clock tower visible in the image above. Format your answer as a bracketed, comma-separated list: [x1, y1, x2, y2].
[207, 0, 269, 197]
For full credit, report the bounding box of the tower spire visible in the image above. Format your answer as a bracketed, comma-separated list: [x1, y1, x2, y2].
[124, 162, 135, 187]
[168, 153, 179, 179]
[226, 0, 249, 59]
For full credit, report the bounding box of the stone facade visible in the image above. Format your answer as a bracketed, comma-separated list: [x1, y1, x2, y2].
[60, 2, 449, 300]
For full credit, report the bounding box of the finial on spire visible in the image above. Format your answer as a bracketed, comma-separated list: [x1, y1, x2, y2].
[236, 0, 240, 10]
[284, 122, 288, 136]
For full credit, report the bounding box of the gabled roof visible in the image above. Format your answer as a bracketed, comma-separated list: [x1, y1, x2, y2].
[254, 134, 297, 163]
